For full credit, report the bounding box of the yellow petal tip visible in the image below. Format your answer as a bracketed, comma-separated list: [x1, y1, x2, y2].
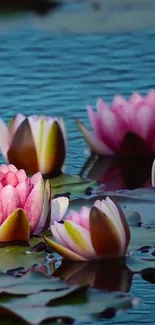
[0, 208, 30, 242]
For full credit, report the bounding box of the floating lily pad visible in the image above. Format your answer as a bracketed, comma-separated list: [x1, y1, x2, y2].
[129, 226, 155, 252]
[126, 256, 155, 273]
[125, 211, 142, 226]
[0, 271, 136, 324]
[0, 270, 67, 295]
[50, 174, 99, 197]
[0, 246, 45, 273]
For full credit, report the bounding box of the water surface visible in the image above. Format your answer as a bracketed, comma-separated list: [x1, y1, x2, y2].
[0, 23, 155, 325]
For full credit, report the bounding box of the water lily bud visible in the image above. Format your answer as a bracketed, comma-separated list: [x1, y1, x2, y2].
[45, 197, 130, 261]
[0, 114, 67, 177]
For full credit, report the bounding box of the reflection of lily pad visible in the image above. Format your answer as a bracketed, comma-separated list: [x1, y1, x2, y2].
[50, 174, 99, 197]
[0, 246, 45, 273]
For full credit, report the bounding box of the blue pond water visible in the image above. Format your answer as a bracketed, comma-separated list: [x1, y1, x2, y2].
[0, 24, 155, 325]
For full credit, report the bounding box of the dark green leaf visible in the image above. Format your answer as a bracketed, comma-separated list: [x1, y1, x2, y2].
[0, 246, 45, 273]
[129, 227, 155, 252]
[0, 288, 136, 324]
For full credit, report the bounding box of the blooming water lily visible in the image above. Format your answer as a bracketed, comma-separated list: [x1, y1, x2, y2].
[44, 197, 130, 261]
[77, 91, 155, 156]
[0, 164, 69, 242]
[0, 114, 66, 176]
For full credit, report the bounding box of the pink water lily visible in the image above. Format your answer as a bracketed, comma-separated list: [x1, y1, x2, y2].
[0, 164, 69, 242]
[0, 114, 67, 176]
[77, 90, 155, 156]
[44, 197, 130, 261]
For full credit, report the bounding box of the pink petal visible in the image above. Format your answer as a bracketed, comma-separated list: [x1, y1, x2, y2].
[0, 165, 10, 174]
[112, 95, 127, 109]
[111, 103, 134, 129]
[51, 222, 69, 248]
[67, 210, 80, 224]
[87, 105, 98, 131]
[56, 118, 67, 153]
[0, 120, 11, 160]
[96, 98, 109, 111]
[0, 172, 4, 182]
[50, 197, 69, 224]
[8, 164, 18, 173]
[152, 159, 155, 187]
[94, 199, 102, 210]
[16, 169, 27, 183]
[24, 179, 44, 233]
[34, 180, 51, 235]
[98, 104, 126, 151]
[12, 113, 26, 135]
[133, 105, 154, 140]
[44, 236, 87, 261]
[79, 207, 90, 230]
[0, 185, 21, 224]
[28, 116, 53, 171]
[1, 171, 19, 187]
[87, 104, 107, 143]
[100, 198, 126, 249]
[56, 221, 96, 259]
[144, 90, 155, 109]
[76, 120, 114, 156]
[16, 180, 32, 207]
[129, 93, 144, 106]
[30, 172, 43, 185]
[105, 197, 120, 219]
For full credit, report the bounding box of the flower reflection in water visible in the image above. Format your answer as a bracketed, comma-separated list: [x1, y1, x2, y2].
[53, 259, 133, 292]
[80, 155, 154, 190]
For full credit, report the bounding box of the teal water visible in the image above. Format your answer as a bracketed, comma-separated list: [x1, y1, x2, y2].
[0, 25, 155, 324]
[0, 29, 155, 175]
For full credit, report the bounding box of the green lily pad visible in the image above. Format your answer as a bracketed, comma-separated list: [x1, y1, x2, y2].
[0, 276, 136, 324]
[126, 256, 155, 273]
[125, 211, 142, 226]
[0, 246, 45, 273]
[0, 270, 67, 295]
[50, 174, 99, 197]
[129, 226, 155, 252]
